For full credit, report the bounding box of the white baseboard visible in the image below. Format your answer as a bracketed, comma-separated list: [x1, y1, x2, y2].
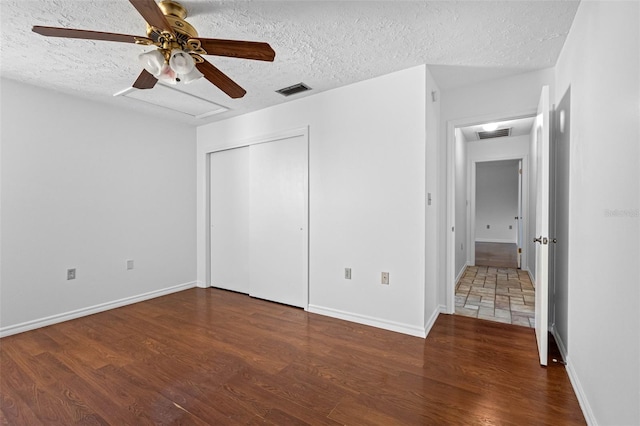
[475, 238, 518, 244]
[455, 264, 468, 284]
[551, 325, 597, 425]
[0, 281, 197, 338]
[307, 304, 427, 338]
[423, 307, 440, 338]
[565, 357, 598, 425]
[524, 268, 535, 286]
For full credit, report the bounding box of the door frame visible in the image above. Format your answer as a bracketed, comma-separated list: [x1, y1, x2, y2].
[469, 157, 528, 268]
[196, 126, 310, 309]
[445, 111, 535, 314]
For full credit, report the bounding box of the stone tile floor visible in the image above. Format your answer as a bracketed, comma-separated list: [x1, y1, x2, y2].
[455, 265, 535, 328]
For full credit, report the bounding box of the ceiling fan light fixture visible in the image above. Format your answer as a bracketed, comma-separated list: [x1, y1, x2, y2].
[180, 66, 204, 84]
[157, 64, 178, 84]
[169, 49, 195, 74]
[139, 49, 165, 77]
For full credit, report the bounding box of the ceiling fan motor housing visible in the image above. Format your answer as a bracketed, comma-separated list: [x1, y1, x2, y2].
[146, 0, 198, 45]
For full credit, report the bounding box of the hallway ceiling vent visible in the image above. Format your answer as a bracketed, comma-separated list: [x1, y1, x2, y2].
[477, 128, 512, 139]
[276, 83, 312, 97]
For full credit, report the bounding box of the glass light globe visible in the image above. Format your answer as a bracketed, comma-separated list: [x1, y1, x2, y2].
[138, 50, 165, 77]
[169, 49, 195, 75]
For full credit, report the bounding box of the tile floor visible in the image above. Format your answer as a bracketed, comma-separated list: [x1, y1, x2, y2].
[455, 265, 535, 328]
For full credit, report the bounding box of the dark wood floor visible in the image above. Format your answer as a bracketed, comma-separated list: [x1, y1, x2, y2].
[0, 288, 584, 425]
[475, 242, 519, 268]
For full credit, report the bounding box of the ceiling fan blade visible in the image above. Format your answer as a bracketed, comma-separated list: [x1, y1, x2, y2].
[196, 60, 246, 99]
[129, 0, 174, 34]
[32, 26, 146, 44]
[132, 70, 158, 89]
[197, 38, 276, 62]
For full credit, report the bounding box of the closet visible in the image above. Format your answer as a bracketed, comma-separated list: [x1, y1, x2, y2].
[209, 134, 308, 308]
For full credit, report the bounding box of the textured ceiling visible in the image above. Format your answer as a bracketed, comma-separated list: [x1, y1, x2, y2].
[1, 1, 580, 126]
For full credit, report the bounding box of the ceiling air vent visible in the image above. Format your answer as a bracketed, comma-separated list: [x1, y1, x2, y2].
[477, 128, 512, 139]
[276, 83, 312, 97]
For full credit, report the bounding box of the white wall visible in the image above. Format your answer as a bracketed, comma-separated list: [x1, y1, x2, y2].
[475, 160, 519, 243]
[424, 68, 441, 329]
[553, 2, 640, 424]
[453, 128, 468, 277]
[441, 69, 554, 306]
[0, 79, 197, 335]
[467, 134, 530, 161]
[197, 65, 438, 337]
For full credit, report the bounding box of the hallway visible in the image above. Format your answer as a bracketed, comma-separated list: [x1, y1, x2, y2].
[455, 266, 535, 328]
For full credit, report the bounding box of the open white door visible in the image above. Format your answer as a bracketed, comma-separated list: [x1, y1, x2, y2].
[533, 86, 550, 366]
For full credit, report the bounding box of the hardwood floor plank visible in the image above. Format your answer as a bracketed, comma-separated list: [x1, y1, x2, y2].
[475, 242, 518, 268]
[0, 391, 41, 425]
[0, 288, 585, 425]
[221, 369, 340, 426]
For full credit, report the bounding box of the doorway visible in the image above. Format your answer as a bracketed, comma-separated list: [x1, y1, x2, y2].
[474, 159, 521, 269]
[447, 115, 536, 327]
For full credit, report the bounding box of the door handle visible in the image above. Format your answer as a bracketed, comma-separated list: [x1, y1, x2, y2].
[533, 236, 542, 243]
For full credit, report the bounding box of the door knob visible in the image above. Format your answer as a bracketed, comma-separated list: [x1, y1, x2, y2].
[534, 236, 549, 244]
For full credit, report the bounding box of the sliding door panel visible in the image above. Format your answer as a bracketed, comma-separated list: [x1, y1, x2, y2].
[249, 136, 307, 307]
[210, 147, 250, 293]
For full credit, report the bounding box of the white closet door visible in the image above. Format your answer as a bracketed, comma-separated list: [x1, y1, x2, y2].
[210, 147, 250, 293]
[249, 136, 307, 308]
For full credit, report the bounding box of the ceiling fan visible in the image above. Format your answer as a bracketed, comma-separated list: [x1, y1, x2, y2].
[32, 0, 276, 99]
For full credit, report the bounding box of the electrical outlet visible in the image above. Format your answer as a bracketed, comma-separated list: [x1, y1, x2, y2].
[460, 243, 464, 251]
[381, 272, 389, 285]
[345, 268, 351, 279]
[127, 260, 134, 270]
[67, 268, 76, 280]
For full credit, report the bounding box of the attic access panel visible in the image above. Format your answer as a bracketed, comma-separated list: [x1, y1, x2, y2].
[114, 83, 228, 119]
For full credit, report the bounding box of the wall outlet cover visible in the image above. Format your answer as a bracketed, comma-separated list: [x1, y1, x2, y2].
[345, 268, 351, 279]
[67, 268, 76, 280]
[381, 272, 389, 285]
